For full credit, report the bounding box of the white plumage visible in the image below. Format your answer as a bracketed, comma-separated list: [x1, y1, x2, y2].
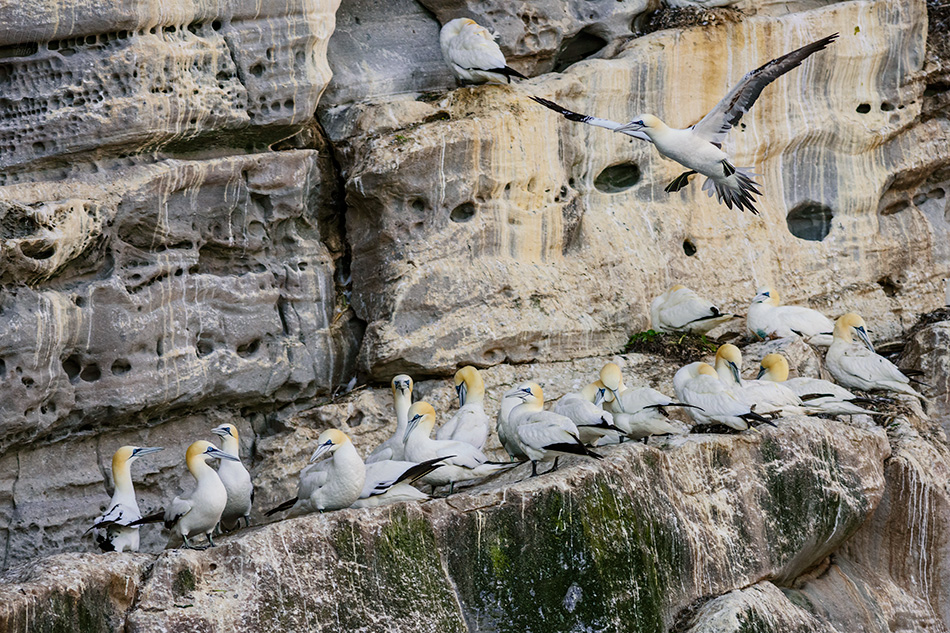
[747, 286, 834, 345]
[436, 366, 490, 450]
[366, 375, 414, 464]
[673, 362, 770, 431]
[497, 383, 532, 460]
[649, 285, 734, 334]
[756, 354, 883, 417]
[350, 458, 444, 509]
[440, 18, 527, 85]
[211, 423, 253, 531]
[276, 429, 366, 517]
[552, 383, 621, 445]
[89, 445, 163, 553]
[714, 344, 811, 416]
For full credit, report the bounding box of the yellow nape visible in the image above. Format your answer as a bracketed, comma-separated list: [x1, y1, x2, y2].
[834, 312, 866, 340]
[316, 428, 349, 446]
[669, 284, 686, 292]
[455, 366, 481, 387]
[715, 344, 742, 364]
[760, 354, 789, 381]
[111, 446, 135, 471]
[186, 440, 215, 462]
[697, 363, 718, 377]
[408, 401, 436, 419]
[599, 362, 623, 390]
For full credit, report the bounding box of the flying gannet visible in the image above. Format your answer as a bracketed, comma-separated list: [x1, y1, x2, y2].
[131, 441, 240, 549]
[88, 445, 163, 553]
[714, 344, 811, 416]
[436, 366, 491, 450]
[599, 362, 692, 441]
[673, 362, 771, 431]
[508, 383, 603, 476]
[747, 286, 834, 345]
[403, 401, 513, 493]
[267, 429, 367, 517]
[825, 313, 925, 400]
[650, 285, 734, 335]
[366, 375, 414, 464]
[350, 457, 446, 509]
[440, 18, 528, 85]
[530, 33, 838, 213]
[497, 382, 532, 460]
[211, 423, 253, 531]
[756, 353, 884, 417]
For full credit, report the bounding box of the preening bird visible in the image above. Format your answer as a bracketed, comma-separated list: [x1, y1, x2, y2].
[211, 423, 253, 531]
[825, 313, 925, 400]
[650, 285, 734, 334]
[267, 429, 367, 517]
[747, 286, 834, 345]
[756, 353, 884, 417]
[88, 445, 163, 553]
[531, 33, 838, 213]
[350, 457, 445, 509]
[440, 18, 527, 85]
[436, 366, 490, 450]
[366, 375, 414, 464]
[131, 441, 240, 549]
[553, 382, 623, 445]
[673, 362, 771, 431]
[714, 344, 811, 416]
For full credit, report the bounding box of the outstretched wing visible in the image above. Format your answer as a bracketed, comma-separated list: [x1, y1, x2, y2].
[691, 33, 838, 144]
[530, 96, 653, 143]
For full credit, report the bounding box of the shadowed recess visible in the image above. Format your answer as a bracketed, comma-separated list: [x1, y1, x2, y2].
[594, 163, 641, 193]
[552, 28, 608, 73]
[786, 202, 833, 241]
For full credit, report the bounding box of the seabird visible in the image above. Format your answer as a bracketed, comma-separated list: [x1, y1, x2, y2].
[440, 18, 528, 85]
[552, 382, 624, 445]
[508, 383, 603, 476]
[673, 362, 771, 431]
[756, 353, 884, 417]
[88, 445, 163, 553]
[403, 401, 513, 493]
[350, 457, 446, 509]
[132, 441, 240, 549]
[366, 375, 414, 464]
[497, 382, 532, 461]
[747, 286, 834, 345]
[650, 285, 734, 334]
[599, 362, 692, 440]
[825, 313, 925, 400]
[530, 33, 838, 213]
[436, 366, 491, 450]
[714, 344, 811, 416]
[267, 429, 367, 517]
[210, 423, 253, 531]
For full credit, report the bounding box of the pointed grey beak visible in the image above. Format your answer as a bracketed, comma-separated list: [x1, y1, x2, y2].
[210, 426, 232, 438]
[615, 121, 643, 134]
[610, 388, 625, 412]
[594, 388, 606, 407]
[756, 366, 766, 380]
[456, 382, 468, 408]
[729, 361, 742, 385]
[395, 381, 410, 395]
[309, 440, 334, 463]
[404, 414, 422, 443]
[133, 446, 164, 457]
[854, 326, 875, 352]
[207, 446, 240, 462]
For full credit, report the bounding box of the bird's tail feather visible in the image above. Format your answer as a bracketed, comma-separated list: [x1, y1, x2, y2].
[400, 457, 451, 485]
[265, 497, 298, 517]
[126, 511, 164, 527]
[703, 167, 762, 214]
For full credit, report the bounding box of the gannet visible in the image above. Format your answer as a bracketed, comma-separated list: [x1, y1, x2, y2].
[350, 457, 445, 509]
[825, 313, 925, 400]
[210, 423, 253, 531]
[497, 382, 534, 460]
[531, 33, 838, 213]
[366, 375, 414, 464]
[552, 383, 624, 444]
[649, 286, 734, 334]
[747, 286, 834, 345]
[132, 441, 240, 549]
[267, 429, 367, 517]
[714, 344, 810, 416]
[599, 362, 693, 440]
[508, 383, 603, 476]
[756, 353, 884, 416]
[436, 366, 490, 450]
[403, 401, 513, 493]
[673, 362, 771, 431]
[440, 18, 527, 85]
[88, 445, 163, 553]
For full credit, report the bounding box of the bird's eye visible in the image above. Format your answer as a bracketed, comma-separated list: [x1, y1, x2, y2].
[324, 439, 334, 446]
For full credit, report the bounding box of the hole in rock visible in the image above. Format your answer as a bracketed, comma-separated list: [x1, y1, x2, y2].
[924, 82, 950, 98]
[111, 359, 131, 375]
[156, 338, 164, 357]
[20, 241, 55, 260]
[786, 201, 834, 241]
[552, 28, 608, 73]
[450, 202, 476, 223]
[80, 364, 101, 382]
[856, 103, 871, 114]
[249, 63, 264, 78]
[877, 276, 900, 297]
[594, 163, 641, 193]
[0, 42, 39, 59]
[683, 239, 697, 256]
[196, 335, 214, 358]
[410, 199, 426, 213]
[880, 102, 895, 111]
[63, 355, 81, 381]
[348, 411, 364, 428]
[0, 358, 5, 378]
[237, 339, 260, 358]
[22, 376, 34, 387]
[74, 295, 86, 307]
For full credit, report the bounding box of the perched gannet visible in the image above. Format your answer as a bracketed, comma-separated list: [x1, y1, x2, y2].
[649, 285, 734, 334]
[366, 375, 414, 464]
[825, 313, 925, 400]
[531, 34, 838, 213]
[599, 362, 692, 440]
[350, 457, 445, 509]
[552, 382, 624, 444]
[88, 445, 163, 553]
[508, 383, 603, 476]
[497, 383, 531, 460]
[404, 401, 512, 493]
[132, 441, 240, 549]
[757, 353, 884, 416]
[440, 18, 527, 85]
[673, 362, 771, 431]
[267, 429, 367, 517]
[210, 423, 253, 531]
[714, 344, 810, 416]
[436, 366, 490, 450]
[747, 286, 834, 345]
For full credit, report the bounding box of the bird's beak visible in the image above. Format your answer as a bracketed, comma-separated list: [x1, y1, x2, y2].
[615, 121, 643, 134]
[404, 414, 421, 442]
[208, 447, 240, 462]
[456, 382, 467, 408]
[729, 361, 742, 384]
[594, 388, 607, 406]
[396, 381, 410, 395]
[752, 292, 769, 303]
[210, 426, 231, 438]
[610, 388, 625, 412]
[504, 387, 524, 399]
[854, 325, 875, 352]
[756, 366, 767, 380]
[134, 447, 164, 456]
[309, 441, 334, 463]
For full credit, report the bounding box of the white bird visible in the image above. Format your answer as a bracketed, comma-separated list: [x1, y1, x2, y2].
[497, 382, 532, 460]
[436, 366, 490, 450]
[210, 423, 253, 531]
[366, 375, 414, 464]
[825, 313, 925, 400]
[531, 33, 838, 213]
[673, 362, 771, 431]
[403, 401, 513, 493]
[440, 18, 527, 85]
[747, 286, 834, 345]
[350, 458, 445, 509]
[508, 383, 603, 476]
[756, 353, 885, 417]
[552, 382, 623, 444]
[598, 362, 694, 440]
[88, 445, 163, 553]
[649, 285, 734, 334]
[131, 441, 240, 549]
[714, 344, 811, 416]
[267, 429, 367, 517]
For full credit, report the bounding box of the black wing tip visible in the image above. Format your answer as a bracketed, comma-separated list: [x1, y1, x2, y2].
[126, 510, 164, 527]
[265, 497, 298, 517]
